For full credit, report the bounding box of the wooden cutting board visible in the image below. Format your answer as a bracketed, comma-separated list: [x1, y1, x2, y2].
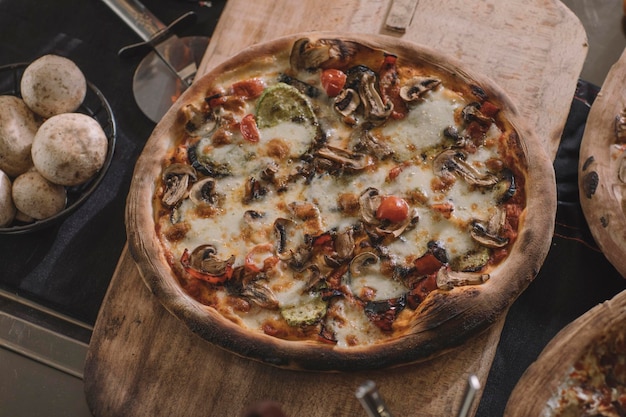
[84, 1, 587, 416]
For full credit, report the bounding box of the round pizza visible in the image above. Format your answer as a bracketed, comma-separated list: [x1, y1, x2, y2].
[126, 32, 556, 371]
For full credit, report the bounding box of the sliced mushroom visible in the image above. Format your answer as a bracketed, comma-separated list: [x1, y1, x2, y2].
[274, 217, 296, 255]
[243, 176, 269, 204]
[162, 163, 197, 207]
[375, 207, 419, 238]
[325, 228, 356, 266]
[432, 149, 499, 187]
[334, 88, 360, 117]
[349, 251, 379, 276]
[399, 76, 442, 102]
[189, 177, 220, 206]
[359, 187, 382, 225]
[241, 280, 279, 309]
[462, 102, 492, 126]
[189, 244, 235, 276]
[470, 220, 508, 248]
[316, 146, 374, 171]
[492, 168, 516, 203]
[358, 71, 393, 125]
[181, 102, 217, 136]
[302, 264, 324, 292]
[358, 187, 419, 237]
[273, 217, 312, 271]
[436, 267, 489, 290]
[290, 37, 361, 71]
[470, 208, 509, 248]
[443, 126, 469, 148]
[352, 127, 393, 159]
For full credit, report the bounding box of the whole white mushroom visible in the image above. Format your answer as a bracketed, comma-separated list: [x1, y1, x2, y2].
[12, 170, 66, 220]
[20, 54, 87, 118]
[0, 169, 16, 227]
[0, 95, 41, 177]
[32, 113, 108, 186]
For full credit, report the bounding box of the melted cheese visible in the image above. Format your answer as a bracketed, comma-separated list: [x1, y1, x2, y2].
[156, 61, 521, 348]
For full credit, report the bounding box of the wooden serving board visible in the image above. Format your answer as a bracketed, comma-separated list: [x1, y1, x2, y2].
[84, 1, 587, 416]
[578, 47, 626, 278]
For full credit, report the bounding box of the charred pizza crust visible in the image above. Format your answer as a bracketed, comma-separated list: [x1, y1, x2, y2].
[579, 56, 626, 279]
[126, 32, 556, 371]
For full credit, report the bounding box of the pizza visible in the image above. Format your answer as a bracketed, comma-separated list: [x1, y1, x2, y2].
[543, 329, 626, 417]
[506, 290, 626, 417]
[126, 33, 556, 371]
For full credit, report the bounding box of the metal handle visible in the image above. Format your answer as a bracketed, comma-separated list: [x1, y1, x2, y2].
[101, 0, 165, 41]
[456, 375, 481, 417]
[355, 380, 395, 417]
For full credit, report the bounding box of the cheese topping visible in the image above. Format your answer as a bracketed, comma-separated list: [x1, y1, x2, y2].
[154, 42, 526, 347]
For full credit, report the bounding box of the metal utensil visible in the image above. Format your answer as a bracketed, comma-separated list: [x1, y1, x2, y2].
[456, 374, 481, 417]
[355, 380, 395, 417]
[102, 0, 209, 122]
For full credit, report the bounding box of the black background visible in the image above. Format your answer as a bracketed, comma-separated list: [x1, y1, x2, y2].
[0, 1, 624, 416]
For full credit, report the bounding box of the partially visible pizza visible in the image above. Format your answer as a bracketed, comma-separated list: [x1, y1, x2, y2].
[126, 33, 556, 370]
[543, 329, 626, 417]
[506, 290, 626, 417]
[579, 50, 626, 279]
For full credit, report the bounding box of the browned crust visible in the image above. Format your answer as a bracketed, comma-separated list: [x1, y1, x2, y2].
[578, 52, 626, 278]
[504, 289, 626, 416]
[126, 32, 556, 371]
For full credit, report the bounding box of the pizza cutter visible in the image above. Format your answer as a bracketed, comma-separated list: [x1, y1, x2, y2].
[102, 0, 210, 122]
[355, 374, 480, 417]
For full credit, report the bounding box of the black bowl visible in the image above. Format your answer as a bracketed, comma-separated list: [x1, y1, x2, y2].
[0, 62, 117, 234]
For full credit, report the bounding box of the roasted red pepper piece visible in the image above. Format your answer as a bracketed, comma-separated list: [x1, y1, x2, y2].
[378, 53, 408, 120]
[240, 113, 261, 143]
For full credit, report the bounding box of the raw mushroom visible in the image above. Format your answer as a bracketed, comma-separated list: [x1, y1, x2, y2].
[12, 170, 66, 220]
[0, 169, 16, 227]
[0, 96, 41, 177]
[31, 113, 108, 187]
[20, 55, 86, 118]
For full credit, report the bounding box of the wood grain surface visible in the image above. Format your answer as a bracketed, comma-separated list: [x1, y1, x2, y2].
[578, 48, 626, 278]
[84, 1, 587, 416]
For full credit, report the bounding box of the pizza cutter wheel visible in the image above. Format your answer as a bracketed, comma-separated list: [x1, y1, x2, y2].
[102, 0, 210, 123]
[356, 374, 480, 417]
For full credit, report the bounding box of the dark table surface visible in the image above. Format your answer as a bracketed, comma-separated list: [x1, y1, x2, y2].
[0, 1, 625, 416]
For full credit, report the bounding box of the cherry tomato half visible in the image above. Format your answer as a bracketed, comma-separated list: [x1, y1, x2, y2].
[376, 196, 410, 223]
[320, 69, 347, 97]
